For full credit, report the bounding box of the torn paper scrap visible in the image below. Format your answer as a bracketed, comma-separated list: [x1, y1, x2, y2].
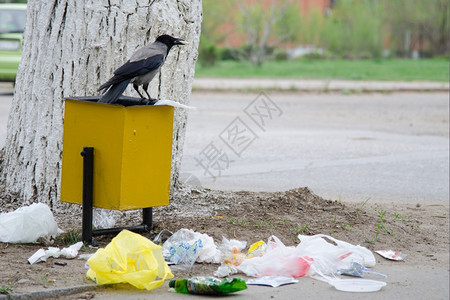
[28, 242, 84, 264]
[154, 99, 195, 109]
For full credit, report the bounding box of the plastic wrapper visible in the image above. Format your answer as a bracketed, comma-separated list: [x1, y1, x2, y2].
[0, 203, 62, 243]
[87, 230, 173, 290]
[162, 229, 221, 267]
[247, 240, 266, 258]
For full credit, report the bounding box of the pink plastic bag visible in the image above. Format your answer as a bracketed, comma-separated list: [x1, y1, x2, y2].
[237, 236, 313, 277]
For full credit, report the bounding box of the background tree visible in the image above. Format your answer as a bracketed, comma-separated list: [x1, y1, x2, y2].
[320, 0, 384, 59]
[0, 0, 202, 211]
[198, 0, 233, 67]
[383, 0, 449, 57]
[227, 0, 301, 66]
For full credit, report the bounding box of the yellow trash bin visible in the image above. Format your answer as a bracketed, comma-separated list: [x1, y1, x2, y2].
[60, 97, 174, 210]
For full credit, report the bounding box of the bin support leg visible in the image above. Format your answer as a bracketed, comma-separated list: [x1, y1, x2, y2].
[80, 147, 152, 244]
[143, 207, 153, 230]
[81, 147, 94, 245]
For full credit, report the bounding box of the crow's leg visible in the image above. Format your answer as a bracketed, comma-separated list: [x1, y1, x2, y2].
[133, 83, 145, 99]
[142, 83, 153, 100]
[142, 84, 157, 105]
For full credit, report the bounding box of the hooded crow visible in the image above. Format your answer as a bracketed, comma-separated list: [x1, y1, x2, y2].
[98, 34, 189, 104]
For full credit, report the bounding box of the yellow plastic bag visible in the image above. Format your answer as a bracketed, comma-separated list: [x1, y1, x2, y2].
[87, 230, 173, 290]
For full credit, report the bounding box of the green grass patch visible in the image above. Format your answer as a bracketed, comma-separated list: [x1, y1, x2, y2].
[195, 58, 449, 82]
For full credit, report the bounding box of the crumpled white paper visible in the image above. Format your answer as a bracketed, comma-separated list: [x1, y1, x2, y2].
[154, 99, 195, 110]
[28, 241, 84, 264]
[0, 203, 62, 243]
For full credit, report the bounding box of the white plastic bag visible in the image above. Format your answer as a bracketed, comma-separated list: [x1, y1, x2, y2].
[0, 203, 62, 243]
[296, 234, 376, 269]
[237, 234, 376, 278]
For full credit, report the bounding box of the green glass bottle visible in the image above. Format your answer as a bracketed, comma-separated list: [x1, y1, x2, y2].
[169, 276, 247, 295]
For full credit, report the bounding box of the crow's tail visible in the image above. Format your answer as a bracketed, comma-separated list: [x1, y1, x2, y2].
[98, 79, 131, 104]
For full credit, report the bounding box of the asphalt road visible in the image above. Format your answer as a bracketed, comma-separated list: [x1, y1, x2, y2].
[181, 91, 449, 205]
[1, 86, 449, 205]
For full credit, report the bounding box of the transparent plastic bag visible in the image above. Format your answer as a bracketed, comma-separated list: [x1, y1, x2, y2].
[87, 230, 173, 290]
[219, 237, 247, 266]
[162, 229, 221, 267]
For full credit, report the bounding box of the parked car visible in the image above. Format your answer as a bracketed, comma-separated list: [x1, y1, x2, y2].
[0, 3, 27, 82]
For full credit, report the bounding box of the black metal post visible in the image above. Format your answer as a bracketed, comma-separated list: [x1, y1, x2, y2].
[143, 207, 153, 230]
[79, 146, 152, 242]
[81, 147, 94, 245]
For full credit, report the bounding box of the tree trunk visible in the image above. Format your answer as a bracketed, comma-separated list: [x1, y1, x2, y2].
[0, 0, 202, 212]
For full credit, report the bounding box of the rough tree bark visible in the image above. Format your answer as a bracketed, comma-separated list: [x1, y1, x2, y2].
[0, 0, 202, 211]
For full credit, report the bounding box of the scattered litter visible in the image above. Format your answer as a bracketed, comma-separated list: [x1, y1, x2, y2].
[54, 261, 67, 266]
[28, 241, 83, 264]
[329, 278, 386, 292]
[89, 228, 384, 293]
[162, 229, 221, 267]
[169, 276, 247, 295]
[0, 203, 63, 243]
[337, 262, 386, 278]
[246, 276, 299, 287]
[87, 230, 173, 290]
[376, 250, 406, 261]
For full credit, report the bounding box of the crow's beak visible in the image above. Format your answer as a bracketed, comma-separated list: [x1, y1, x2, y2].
[176, 39, 189, 45]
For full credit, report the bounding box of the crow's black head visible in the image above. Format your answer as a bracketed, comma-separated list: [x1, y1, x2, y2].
[156, 35, 189, 52]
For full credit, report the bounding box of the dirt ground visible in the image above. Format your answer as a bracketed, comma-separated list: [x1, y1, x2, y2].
[0, 185, 449, 298]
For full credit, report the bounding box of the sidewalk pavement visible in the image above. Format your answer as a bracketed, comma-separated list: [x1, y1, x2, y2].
[2, 79, 449, 93]
[192, 77, 450, 92]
